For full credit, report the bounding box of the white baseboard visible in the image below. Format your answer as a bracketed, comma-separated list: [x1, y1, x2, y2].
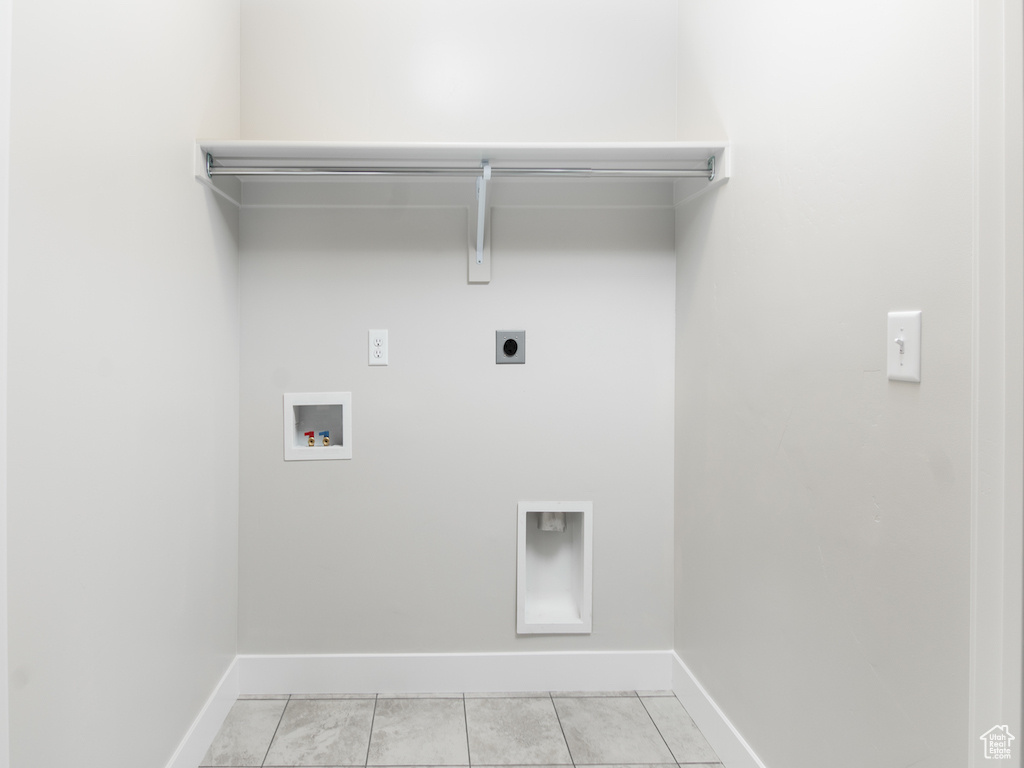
[167, 650, 765, 768]
[236, 650, 673, 695]
[164, 659, 239, 768]
[672, 651, 767, 768]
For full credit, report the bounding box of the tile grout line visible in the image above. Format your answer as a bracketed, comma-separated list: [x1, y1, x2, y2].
[637, 693, 680, 766]
[549, 692, 577, 768]
[462, 693, 472, 768]
[363, 693, 379, 768]
[259, 694, 291, 768]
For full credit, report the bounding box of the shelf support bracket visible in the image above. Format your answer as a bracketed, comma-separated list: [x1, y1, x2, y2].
[469, 162, 491, 283]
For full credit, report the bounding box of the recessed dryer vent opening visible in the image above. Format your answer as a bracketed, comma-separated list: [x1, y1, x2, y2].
[517, 501, 593, 634]
[283, 392, 352, 460]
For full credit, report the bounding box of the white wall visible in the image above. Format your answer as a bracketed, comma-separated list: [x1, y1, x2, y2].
[6, 1, 240, 766]
[674, 2, 976, 767]
[972, 0, 1024, 758]
[236, 0, 681, 654]
[0, 0, 10, 763]
[241, 0, 678, 141]
[238, 199, 676, 653]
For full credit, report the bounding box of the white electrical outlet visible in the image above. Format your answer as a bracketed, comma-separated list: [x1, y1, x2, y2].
[368, 329, 388, 366]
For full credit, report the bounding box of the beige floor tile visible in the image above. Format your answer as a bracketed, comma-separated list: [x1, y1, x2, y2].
[553, 697, 675, 764]
[201, 699, 287, 767]
[465, 697, 572, 765]
[263, 698, 375, 766]
[640, 695, 720, 763]
[367, 698, 469, 766]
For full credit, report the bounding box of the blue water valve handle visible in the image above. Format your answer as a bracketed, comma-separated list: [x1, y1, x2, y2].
[319, 430, 330, 446]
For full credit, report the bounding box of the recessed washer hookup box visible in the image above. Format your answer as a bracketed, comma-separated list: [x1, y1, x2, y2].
[283, 392, 352, 460]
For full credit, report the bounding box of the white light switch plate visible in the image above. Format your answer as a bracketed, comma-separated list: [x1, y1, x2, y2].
[368, 329, 388, 366]
[887, 310, 921, 382]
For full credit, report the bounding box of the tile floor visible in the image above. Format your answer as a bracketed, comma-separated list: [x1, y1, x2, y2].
[201, 690, 722, 768]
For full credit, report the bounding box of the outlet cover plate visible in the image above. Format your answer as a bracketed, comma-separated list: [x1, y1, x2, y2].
[496, 331, 525, 364]
[369, 329, 388, 366]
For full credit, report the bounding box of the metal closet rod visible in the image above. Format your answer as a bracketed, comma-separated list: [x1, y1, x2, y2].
[205, 155, 716, 181]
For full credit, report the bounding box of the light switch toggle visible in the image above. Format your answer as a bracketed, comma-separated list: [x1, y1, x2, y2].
[887, 310, 922, 383]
